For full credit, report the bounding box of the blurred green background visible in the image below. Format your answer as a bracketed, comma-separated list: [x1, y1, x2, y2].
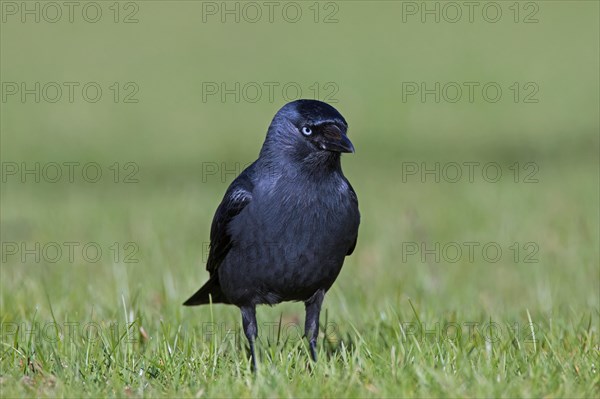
[1, 1, 598, 396]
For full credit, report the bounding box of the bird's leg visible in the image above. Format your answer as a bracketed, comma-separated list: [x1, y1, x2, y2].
[241, 305, 258, 370]
[304, 289, 325, 362]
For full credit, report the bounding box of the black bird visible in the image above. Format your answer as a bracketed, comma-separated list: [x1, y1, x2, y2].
[184, 99, 360, 368]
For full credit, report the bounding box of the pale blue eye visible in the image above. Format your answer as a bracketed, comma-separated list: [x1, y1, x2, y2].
[302, 127, 312, 136]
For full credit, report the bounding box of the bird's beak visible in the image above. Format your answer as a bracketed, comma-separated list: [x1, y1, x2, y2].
[321, 125, 355, 153]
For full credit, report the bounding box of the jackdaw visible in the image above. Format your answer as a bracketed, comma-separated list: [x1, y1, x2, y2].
[184, 99, 360, 368]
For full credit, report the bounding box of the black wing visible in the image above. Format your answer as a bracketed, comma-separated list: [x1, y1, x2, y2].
[347, 237, 358, 256]
[345, 179, 360, 256]
[206, 167, 254, 274]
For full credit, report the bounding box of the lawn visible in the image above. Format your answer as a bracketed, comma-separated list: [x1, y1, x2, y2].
[1, 1, 599, 397]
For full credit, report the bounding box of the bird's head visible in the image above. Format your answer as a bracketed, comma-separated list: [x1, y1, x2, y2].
[261, 100, 354, 165]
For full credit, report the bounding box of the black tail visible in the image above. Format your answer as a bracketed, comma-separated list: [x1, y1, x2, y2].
[183, 276, 229, 306]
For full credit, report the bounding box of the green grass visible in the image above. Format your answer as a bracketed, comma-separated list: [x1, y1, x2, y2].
[1, 1, 599, 397]
[1, 300, 598, 397]
[1, 162, 598, 397]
